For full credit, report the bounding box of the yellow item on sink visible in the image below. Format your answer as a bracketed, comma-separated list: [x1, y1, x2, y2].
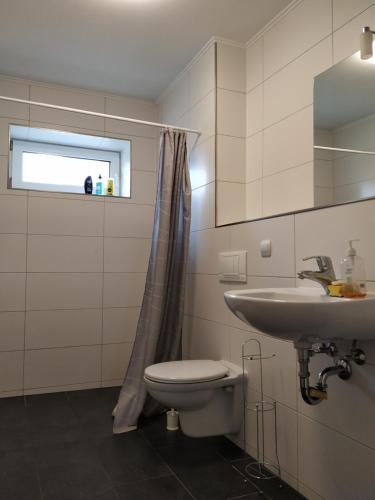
[328, 281, 345, 297]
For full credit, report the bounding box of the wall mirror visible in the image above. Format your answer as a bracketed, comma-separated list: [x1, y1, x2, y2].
[215, 48, 375, 226]
[314, 51, 375, 207]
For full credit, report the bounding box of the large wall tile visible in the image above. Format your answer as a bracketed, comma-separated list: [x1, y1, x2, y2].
[159, 75, 190, 124]
[30, 85, 105, 131]
[0, 312, 24, 351]
[0, 234, 26, 272]
[216, 135, 245, 183]
[333, 0, 375, 30]
[190, 44, 215, 107]
[25, 309, 102, 349]
[217, 43, 246, 92]
[27, 235, 103, 272]
[0, 273, 26, 311]
[246, 38, 263, 92]
[263, 105, 313, 176]
[191, 182, 215, 231]
[104, 203, 154, 238]
[246, 85, 263, 137]
[0, 351, 24, 391]
[188, 227, 230, 275]
[103, 307, 140, 343]
[262, 162, 314, 217]
[245, 180, 262, 220]
[190, 90, 215, 143]
[0, 78, 29, 120]
[102, 342, 132, 381]
[131, 136, 157, 172]
[24, 346, 101, 389]
[129, 170, 156, 205]
[183, 315, 230, 360]
[189, 136, 215, 190]
[263, 0, 332, 78]
[0, 196, 27, 233]
[229, 215, 295, 277]
[217, 89, 246, 138]
[26, 273, 102, 310]
[185, 273, 231, 325]
[298, 414, 375, 499]
[216, 181, 246, 225]
[103, 273, 146, 308]
[264, 37, 332, 127]
[28, 197, 104, 236]
[246, 132, 263, 182]
[104, 237, 151, 273]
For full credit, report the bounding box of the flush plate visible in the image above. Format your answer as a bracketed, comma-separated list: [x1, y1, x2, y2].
[218, 251, 247, 283]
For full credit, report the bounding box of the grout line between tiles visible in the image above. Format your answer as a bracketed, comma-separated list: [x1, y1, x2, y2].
[138, 431, 197, 500]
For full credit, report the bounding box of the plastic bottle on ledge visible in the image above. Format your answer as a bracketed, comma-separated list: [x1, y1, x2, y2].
[106, 177, 114, 196]
[95, 174, 103, 195]
[340, 239, 367, 298]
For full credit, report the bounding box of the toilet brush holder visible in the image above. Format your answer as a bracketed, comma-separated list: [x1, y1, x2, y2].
[166, 408, 179, 431]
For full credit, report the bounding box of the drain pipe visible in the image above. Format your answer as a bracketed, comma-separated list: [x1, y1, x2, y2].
[297, 347, 322, 405]
[296, 342, 356, 405]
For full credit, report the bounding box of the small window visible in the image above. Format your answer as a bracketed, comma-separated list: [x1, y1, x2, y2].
[9, 126, 131, 197]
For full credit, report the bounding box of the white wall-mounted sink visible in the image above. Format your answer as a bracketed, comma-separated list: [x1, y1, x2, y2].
[224, 287, 375, 343]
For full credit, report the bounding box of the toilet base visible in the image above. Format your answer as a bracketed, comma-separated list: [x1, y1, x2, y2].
[179, 382, 243, 437]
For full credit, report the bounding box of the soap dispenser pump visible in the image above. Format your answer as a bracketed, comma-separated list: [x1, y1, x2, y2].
[340, 239, 367, 298]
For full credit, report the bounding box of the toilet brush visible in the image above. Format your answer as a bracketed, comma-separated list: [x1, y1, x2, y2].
[166, 408, 179, 431]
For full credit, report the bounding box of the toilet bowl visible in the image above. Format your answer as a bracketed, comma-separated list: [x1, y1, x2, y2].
[144, 359, 246, 437]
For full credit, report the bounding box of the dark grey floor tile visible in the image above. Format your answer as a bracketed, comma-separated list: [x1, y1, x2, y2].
[96, 433, 170, 484]
[32, 440, 99, 469]
[115, 475, 194, 500]
[38, 462, 113, 500]
[0, 448, 41, 500]
[226, 494, 270, 500]
[0, 396, 31, 451]
[159, 445, 257, 500]
[233, 460, 305, 499]
[67, 389, 116, 437]
[26, 392, 83, 447]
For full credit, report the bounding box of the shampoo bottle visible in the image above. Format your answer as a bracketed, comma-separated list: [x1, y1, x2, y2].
[84, 176, 93, 194]
[95, 174, 103, 195]
[340, 239, 367, 298]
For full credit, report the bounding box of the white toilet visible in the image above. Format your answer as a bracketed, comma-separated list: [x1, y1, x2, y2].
[144, 359, 246, 437]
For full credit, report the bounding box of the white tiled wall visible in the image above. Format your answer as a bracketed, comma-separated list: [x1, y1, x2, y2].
[0, 74, 158, 396]
[159, 1, 375, 498]
[216, 42, 247, 224]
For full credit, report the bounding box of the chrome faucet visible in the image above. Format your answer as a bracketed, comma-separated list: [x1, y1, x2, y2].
[297, 256, 336, 294]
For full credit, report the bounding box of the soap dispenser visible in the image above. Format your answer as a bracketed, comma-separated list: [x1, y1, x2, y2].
[340, 239, 367, 298]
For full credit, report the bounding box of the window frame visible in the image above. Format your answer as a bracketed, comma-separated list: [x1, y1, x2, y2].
[10, 139, 121, 195]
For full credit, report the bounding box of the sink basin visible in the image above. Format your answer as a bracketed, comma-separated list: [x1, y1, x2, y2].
[224, 287, 375, 343]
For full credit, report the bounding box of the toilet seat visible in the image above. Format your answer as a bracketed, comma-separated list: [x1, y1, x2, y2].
[144, 360, 229, 384]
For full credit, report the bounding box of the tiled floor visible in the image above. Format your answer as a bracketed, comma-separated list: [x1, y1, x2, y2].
[0, 387, 305, 500]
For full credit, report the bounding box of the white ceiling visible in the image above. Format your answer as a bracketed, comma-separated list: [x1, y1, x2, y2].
[0, 0, 290, 100]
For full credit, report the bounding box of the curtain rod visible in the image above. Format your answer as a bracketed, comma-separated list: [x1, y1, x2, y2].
[0, 95, 201, 136]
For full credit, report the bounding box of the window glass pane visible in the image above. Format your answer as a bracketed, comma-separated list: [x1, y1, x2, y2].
[22, 152, 110, 186]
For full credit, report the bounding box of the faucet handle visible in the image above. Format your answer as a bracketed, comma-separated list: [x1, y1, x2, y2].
[302, 256, 333, 272]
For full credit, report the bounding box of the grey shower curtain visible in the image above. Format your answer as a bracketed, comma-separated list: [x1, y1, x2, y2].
[113, 129, 191, 433]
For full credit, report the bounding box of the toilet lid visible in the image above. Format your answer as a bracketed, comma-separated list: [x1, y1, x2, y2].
[144, 360, 229, 383]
